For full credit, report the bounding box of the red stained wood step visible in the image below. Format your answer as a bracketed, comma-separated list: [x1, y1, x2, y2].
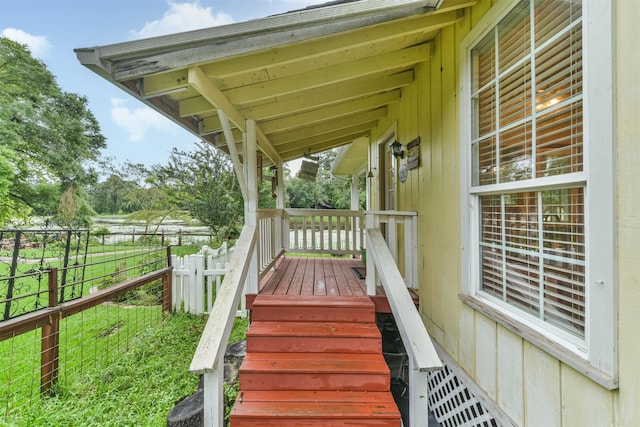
[239, 352, 390, 391]
[230, 402, 401, 427]
[250, 295, 375, 322]
[231, 391, 401, 427]
[246, 321, 381, 353]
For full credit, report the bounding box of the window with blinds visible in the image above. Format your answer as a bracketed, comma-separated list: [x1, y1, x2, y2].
[469, 0, 585, 338]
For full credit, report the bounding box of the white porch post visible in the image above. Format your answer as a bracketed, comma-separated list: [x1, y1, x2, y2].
[202, 352, 224, 427]
[409, 357, 430, 427]
[276, 161, 286, 253]
[350, 175, 359, 211]
[365, 213, 377, 296]
[244, 119, 259, 295]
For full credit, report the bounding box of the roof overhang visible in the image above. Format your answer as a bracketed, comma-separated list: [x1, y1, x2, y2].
[332, 137, 369, 176]
[75, 0, 473, 166]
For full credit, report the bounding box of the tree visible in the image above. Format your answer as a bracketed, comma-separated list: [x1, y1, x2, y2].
[102, 162, 184, 235]
[0, 37, 106, 225]
[150, 142, 244, 242]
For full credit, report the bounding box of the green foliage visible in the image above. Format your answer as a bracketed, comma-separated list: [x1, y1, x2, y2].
[151, 142, 244, 242]
[0, 37, 105, 226]
[285, 149, 365, 209]
[2, 311, 250, 426]
[7, 312, 207, 426]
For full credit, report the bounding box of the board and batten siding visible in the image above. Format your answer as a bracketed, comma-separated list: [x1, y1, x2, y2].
[367, 0, 638, 424]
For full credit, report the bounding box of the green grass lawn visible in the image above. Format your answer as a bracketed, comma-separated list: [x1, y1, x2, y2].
[1, 311, 248, 426]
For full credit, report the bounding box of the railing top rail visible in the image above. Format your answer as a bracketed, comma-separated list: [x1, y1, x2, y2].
[365, 210, 417, 217]
[284, 208, 364, 217]
[256, 208, 285, 218]
[366, 228, 442, 372]
[190, 224, 257, 374]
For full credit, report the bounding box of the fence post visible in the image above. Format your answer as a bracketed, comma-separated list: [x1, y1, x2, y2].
[162, 269, 173, 315]
[41, 268, 60, 394]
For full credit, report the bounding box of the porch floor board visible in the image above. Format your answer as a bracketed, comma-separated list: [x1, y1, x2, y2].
[259, 257, 366, 297]
[254, 256, 418, 313]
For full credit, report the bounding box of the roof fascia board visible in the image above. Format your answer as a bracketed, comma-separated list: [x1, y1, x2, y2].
[76, 1, 439, 79]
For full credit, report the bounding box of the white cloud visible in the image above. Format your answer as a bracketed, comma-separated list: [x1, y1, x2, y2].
[1, 28, 51, 58]
[130, 1, 234, 40]
[110, 98, 175, 141]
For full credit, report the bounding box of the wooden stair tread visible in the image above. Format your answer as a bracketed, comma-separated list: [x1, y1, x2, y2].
[231, 400, 400, 418]
[252, 294, 374, 308]
[241, 352, 389, 373]
[247, 321, 381, 337]
[238, 390, 396, 403]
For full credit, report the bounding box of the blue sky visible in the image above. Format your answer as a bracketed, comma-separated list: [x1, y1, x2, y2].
[0, 0, 320, 168]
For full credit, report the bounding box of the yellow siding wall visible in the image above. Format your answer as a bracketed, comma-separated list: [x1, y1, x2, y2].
[615, 0, 640, 425]
[367, 0, 639, 424]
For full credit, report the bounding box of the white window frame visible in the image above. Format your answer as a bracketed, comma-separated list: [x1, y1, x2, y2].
[459, 0, 616, 388]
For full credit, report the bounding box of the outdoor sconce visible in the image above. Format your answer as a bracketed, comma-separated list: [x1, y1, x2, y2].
[390, 140, 405, 159]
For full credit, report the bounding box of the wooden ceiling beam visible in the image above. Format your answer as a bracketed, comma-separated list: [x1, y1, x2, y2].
[224, 43, 431, 105]
[187, 66, 281, 163]
[259, 91, 400, 134]
[180, 70, 413, 119]
[271, 121, 379, 148]
[268, 108, 387, 143]
[279, 133, 371, 162]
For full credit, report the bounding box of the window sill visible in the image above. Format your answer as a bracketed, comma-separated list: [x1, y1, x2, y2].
[458, 293, 618, 390]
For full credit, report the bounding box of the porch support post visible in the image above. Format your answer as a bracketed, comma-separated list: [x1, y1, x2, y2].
[350, 175, 359, 211]
[202, 353, 224, 427]
[365, 213, 377, 296]
[408, 357, 430, 427]
[276, 161, 286, 253]
[276, 161, 285, 209]
[244, 119, 259, 296]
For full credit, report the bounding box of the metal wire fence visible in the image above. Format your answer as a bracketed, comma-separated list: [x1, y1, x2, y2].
[0, 230, 173, 423]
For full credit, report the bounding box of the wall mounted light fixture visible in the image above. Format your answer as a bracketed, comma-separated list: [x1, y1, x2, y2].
[390, 140, 405, 159]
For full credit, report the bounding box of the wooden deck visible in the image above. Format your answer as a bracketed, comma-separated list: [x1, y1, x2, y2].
[249, 256, 418, 313]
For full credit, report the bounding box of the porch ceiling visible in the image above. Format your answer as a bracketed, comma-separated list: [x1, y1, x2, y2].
[76, 0, 473, 166]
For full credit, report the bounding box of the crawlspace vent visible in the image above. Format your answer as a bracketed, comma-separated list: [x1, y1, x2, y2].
[427, 365, 499, 427]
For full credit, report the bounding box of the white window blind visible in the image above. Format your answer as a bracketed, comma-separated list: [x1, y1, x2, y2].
[470, 0, 585, 338]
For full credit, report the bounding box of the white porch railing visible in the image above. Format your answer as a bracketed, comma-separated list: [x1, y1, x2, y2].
[284, 208, 364, 255]
[189, 224, 257, 427]
[365, 223, 443, 427]
[365, 210, 418, 289]
[256, 209, 285, 277]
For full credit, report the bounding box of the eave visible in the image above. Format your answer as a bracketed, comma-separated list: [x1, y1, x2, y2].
[75, 0, 475, 166]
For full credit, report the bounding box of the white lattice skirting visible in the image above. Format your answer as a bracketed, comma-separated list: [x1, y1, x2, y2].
[428, 365, 499, 427]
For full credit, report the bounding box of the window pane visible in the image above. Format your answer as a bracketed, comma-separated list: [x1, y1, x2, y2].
[473, 136, 497, 186]
[499, 60, 532, 127]
[535, 0, 582, 47]
[535, 26, 582, 113]
[472, 31, 495, 92]
[498, 0, 531, 73]
[542, 188, 584, 261]
[473, 84, 496, 138]
[506, 251, 540, 316]
[535, 101, 583, 176]
[543, 260, 585, 336]
[499, 121, 533, 182]
[481, 246, 504, 298]
[504, 191, 538, 250]
[481, 194, 502, 245]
